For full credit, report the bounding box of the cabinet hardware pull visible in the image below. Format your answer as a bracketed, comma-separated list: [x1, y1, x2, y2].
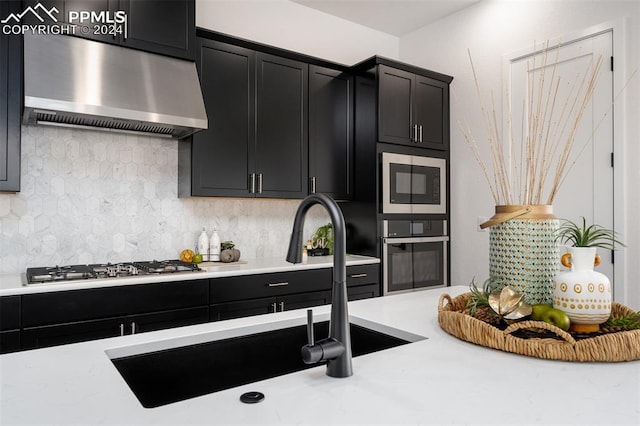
[258, 173, 263, 194]
[131, 322, 136, 334]
[413, 125, 418, 142]
[119, 324, 124, 336]
[271, 302, 277, 313]
[349, 273, 367, 278]
[279, 301, 285, 311]
[268, 282, 289, 287]
[419, 125, 423, 143]
[310, 176, 317, 194]
[250, 173, 256, 193]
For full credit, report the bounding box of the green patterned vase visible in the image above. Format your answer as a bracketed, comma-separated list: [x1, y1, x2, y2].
[486, 205, 559, 305]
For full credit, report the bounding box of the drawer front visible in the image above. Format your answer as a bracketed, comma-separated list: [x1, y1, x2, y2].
[1, 296, 21, 331]
[210, 297, 276, 321]
[0, 330, 21, 354]
[347, 283, 380, 301]
[22, 280, 209, 327]
[346, 264, 380, 287]
[210, 269, 331, 303]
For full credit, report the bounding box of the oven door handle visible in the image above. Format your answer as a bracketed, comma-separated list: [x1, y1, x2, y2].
[383, 236, 449, 244]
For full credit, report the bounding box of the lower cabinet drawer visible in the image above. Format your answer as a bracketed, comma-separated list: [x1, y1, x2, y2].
[210, 269, 331, 303]
[346, 264, 380, 287]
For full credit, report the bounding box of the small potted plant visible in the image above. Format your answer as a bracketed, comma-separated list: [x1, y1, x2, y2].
[554, 217, 625, 332]
[556, 217, 624, 250]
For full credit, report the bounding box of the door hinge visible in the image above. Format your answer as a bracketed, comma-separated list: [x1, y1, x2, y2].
[611, 152, 614, 168]
[610, 56, 614, 71]
[611, 249, 615, 264]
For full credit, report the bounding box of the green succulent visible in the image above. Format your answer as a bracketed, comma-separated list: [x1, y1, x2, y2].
[467, 277, 502, 316]
[604, 312, 640, 330]
[556, 217, 625, 250]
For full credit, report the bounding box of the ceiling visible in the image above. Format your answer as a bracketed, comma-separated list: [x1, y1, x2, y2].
[291, 0, 480, 36]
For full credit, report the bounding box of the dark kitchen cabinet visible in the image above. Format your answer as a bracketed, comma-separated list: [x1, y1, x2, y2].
[10, 262, 378, 352]
[183, 40, 254, 197]
[209, 264, 380, 322]
[23, 0, 195, 60]
[210, 291, 332, 321]
[209, 269, 331, 321]
[0, 0, 22, 192]
[346, 263, 380, 300]
[308, 65, 354, 200]
[117, 0, 195, 60]
[255, 52, 308, 198]
[21, 306, 208, 349]
[378, 64, 450, 150]
[0, 296, 21, 353]
[20, 280, 209, 350]
[181, 38, 308, 198]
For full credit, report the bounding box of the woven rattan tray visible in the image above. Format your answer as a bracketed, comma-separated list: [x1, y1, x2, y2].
[438, 292, 640, 362]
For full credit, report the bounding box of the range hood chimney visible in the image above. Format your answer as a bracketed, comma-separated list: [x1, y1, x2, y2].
[23, 33, 208, 139]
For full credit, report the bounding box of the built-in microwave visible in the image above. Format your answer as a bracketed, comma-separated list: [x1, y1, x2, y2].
[381, 152, 446, 214]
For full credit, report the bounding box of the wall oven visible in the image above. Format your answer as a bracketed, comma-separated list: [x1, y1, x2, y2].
[381, 152, 446, 214]
[382, 219, 448, 295]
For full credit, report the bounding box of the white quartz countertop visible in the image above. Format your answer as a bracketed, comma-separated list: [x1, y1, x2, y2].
[1, 285, 638, 425]
[0, 255, 379, 296]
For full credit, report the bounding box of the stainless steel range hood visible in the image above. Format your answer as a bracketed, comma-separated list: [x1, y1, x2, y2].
[23, 33, 207, 139]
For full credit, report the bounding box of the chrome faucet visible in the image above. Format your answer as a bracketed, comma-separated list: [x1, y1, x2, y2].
[286, 193, 353, 378]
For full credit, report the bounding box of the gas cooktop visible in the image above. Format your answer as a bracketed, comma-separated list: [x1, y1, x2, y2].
[26, 260, 202, 285]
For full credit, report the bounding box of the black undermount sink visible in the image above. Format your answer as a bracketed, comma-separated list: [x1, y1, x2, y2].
[109, 319, 424, 408]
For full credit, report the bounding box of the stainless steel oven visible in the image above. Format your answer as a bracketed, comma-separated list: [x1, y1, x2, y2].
[381, 152, 446, 214]
[382, 219, 448, 295]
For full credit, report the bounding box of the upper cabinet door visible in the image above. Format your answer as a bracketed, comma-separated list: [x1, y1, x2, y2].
[23, 0, 196, 60]
[189, 40, 255, 197]
[0, 0, 22, 192]
[255, 53, 308, 199]
[309, 65, 354, 200]
[414, 75, 449, 150]
[118, 0, 195, 60]
[377, 64, 450, 150]
[378, 65, 414, 145]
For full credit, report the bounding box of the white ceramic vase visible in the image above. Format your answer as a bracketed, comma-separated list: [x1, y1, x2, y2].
[552, 246, 611, 333]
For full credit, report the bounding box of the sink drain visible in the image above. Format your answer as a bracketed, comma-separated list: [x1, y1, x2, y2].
[240, 391, 265, 404]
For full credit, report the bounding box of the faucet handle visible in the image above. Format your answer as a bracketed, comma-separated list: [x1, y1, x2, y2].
[306, 309, 314, 346]
[301, 309, 322, 364]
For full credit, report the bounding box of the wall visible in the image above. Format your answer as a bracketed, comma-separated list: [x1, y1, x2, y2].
[0, 1, 400, 275]
[0, 126, 332, 273]
[195, 0, 399, 65]
[399, 0, 640, 307]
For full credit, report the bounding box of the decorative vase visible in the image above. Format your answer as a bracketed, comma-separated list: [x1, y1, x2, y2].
[552, 246, 611, 333]
[485, 205, 558, 305]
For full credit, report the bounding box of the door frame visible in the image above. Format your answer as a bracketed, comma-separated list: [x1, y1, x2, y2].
[502, 18, 629, 302]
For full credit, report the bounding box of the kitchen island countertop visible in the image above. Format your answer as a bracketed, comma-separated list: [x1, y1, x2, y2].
[1, 285, 638, 425]
[0, 255, 379, 296]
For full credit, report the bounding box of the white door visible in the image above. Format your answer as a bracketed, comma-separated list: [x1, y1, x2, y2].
[507, 31, 615, 281]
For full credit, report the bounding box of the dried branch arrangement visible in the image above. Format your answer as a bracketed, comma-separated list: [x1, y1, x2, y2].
[459, 41, 603, 206]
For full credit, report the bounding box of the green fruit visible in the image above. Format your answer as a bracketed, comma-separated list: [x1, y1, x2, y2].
[540, 308, 571, 331]
[530, 304, 553, 321]
[193, 253, 203, 264]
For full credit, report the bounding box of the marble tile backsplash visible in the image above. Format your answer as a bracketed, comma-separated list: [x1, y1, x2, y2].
[0, 126, 329, 274]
